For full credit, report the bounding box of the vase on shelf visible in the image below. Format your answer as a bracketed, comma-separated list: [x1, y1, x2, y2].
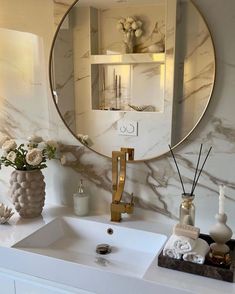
[117, 16, 143, 54]
[9, 169, 45, 218]
[123, 31, 135, 54]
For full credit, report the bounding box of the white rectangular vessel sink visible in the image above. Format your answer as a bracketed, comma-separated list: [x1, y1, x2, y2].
[13, 217, 166, 278]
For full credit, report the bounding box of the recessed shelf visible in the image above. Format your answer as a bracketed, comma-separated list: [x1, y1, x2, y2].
[90, 53, 165, 65]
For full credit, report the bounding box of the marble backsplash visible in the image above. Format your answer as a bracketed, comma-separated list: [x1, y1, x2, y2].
[0, 0, 235, 234]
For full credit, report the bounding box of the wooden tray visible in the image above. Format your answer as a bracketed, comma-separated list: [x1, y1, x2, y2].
[158, 234, 235, 282]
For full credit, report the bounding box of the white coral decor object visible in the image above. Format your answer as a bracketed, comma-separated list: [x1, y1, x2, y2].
[0, 203, 14, 224]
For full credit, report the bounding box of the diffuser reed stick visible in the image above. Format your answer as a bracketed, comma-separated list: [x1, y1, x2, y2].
[168, 144, 212, 196]
[191, 146, 212, 195]
[168, 145, 186, 194]
[190, 144, 202, 195]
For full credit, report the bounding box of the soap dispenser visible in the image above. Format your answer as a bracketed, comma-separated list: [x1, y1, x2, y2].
[73, 179, 89, 216]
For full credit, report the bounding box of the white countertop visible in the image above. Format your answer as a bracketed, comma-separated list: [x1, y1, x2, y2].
[0, 204, 234, 294]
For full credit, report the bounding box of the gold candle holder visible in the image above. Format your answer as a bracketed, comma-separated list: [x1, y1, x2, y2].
[208, 213, 232, 267]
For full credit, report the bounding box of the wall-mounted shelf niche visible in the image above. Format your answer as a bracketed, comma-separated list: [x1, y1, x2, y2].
[88, 4, 166, 112]
[91, 62, 165, 112]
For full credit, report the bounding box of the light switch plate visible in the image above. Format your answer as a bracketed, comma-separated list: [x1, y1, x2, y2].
[117, 119, 138, 136]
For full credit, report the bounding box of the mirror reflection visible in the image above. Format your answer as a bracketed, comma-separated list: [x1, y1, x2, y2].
[50, 0, 215, 160]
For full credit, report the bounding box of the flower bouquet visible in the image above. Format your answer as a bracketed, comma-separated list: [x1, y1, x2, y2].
[0, 135, 56, 171]
[0, 134, 57, 218]
[116, 17, 143, 53]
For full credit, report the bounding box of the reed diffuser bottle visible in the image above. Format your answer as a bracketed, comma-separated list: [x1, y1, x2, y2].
[169, 144, 212, 227]
[180, 193, 195, 226]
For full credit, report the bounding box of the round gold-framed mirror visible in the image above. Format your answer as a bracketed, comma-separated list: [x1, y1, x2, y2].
[49, 0, 215, 161]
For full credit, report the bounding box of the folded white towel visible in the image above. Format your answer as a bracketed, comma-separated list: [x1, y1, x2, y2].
[163, 235, 182, 259]
[182, 238, 210, 264]
[172, 234, 196, 253]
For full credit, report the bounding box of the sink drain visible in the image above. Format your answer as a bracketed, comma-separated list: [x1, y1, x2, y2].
[107, 228, 113, 235]
[96, 244, 112, 255]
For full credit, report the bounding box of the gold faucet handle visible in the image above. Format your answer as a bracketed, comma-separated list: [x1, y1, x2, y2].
[120, 147, 134, 161]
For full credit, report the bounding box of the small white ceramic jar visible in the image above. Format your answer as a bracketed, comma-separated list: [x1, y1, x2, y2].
[73, 180, 89, 216]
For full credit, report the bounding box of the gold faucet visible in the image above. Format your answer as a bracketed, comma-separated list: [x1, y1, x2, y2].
[111, 147, 134, 222]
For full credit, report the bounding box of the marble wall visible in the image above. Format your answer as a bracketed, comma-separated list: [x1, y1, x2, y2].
[0, 0, 235, 234]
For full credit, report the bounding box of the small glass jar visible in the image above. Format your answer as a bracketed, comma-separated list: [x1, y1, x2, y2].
[179, 193, 195, 226]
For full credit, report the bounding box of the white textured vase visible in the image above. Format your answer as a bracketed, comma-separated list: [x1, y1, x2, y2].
[9, 169, 45, 218]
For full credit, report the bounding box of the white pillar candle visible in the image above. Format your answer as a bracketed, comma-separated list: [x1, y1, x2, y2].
[219, 185, 225, 215]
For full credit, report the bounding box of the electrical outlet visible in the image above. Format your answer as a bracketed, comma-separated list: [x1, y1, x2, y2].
[117, 119, 138, 136]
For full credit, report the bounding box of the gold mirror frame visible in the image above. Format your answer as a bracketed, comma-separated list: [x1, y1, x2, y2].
[49, 0, 216, 162]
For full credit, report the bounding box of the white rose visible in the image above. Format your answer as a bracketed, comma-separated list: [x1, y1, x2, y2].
[136, 20, 142, 28]
[27, 135, 43, 143]
[118, 18, 126, 24]
[26, 148, 43, 166]
[6, 151, 16, 163]
[131, 21, 138, 30]
[126, 17, 134, 23]
[135, 29, 143, 38]
[0, 133, 9, 147]
[124, 22, 131, 30]
[2, 139, 17, 152]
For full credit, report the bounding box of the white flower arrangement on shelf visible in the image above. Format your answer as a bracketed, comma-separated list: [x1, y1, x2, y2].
[0, 134, 57, 171]
[116, 16, 143, 53]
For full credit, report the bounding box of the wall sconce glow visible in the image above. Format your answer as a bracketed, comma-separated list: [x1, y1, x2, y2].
[0, 28, 45, 98]
[0, 28, 48, 135]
